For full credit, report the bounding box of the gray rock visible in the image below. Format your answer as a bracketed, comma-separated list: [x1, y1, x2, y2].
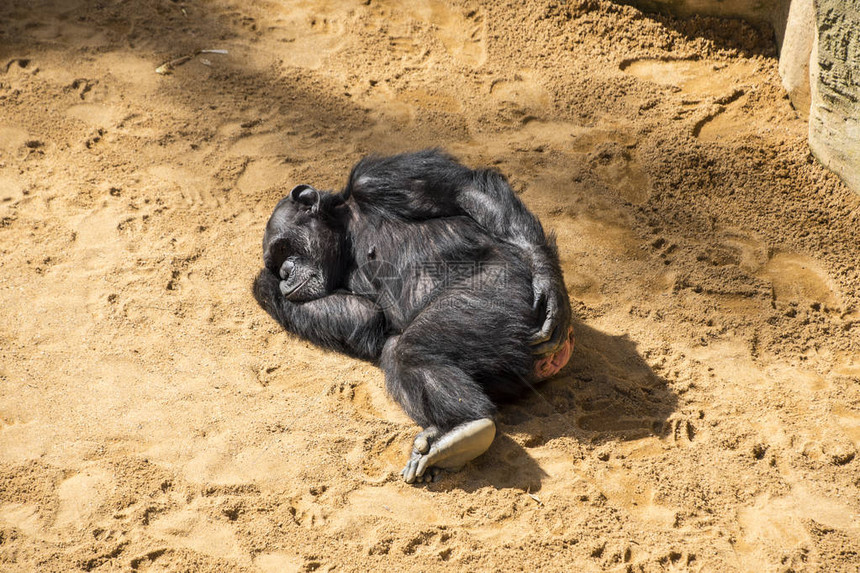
[808, 0, 860, 194]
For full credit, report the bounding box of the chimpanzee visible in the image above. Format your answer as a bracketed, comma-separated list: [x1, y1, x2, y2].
[253, 150, 573, 483]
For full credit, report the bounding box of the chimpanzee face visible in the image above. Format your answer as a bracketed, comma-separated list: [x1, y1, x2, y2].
[262, 185, 346, 302]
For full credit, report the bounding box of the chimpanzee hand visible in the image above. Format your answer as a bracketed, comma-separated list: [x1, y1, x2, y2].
[253, 269, 285, 314]
[529, 270, 570, 357]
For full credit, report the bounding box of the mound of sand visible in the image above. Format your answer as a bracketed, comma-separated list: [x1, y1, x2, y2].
[1, 1, 857, 571]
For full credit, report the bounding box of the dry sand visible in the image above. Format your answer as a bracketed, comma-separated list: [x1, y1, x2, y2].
[1, 1, 859, 571]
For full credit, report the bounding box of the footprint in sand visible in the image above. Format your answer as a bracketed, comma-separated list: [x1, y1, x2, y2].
[232, 157, 290, 196]
[289, 489, 330, 528]
[336, 380, 410, 423]
[62, 77, 136, 151]
[381, 25, 432, 68]
[263, 5, 350, 70]
[0, 417, 48, 463]
[254, 551, 306, 573]
[159, 426, 318, 488]
[589, 141, 652, 204]
[488, 72, 551, 125]
[223, 127, 305, 162]
[147, 164, 220, 209]
[0, 124, 34, 160]
[759, 252, 840, 310]
[620, 58, 757, 99]
[831, 405, 860, 452]
[148, 507, 250, 565]
[54, 54, 157, 135]
[73, 201, 133, 268]
[400, 528, 455, 558]
[663, 413, 697, 446]
[621, 57, 759, 141]
[395, 88, 463, 117]
[703, 229, 770, 273]
[26, 14, 109, 50]
[65, 92, 119, 130]
[3, 58, 40, 95]
[496, 118, 652, 204]
[0, 503, 45, 539]
[341, 484, 447, 526]
[344, 430, 407, 481]
[0, 170, 28, 223]
[54, 466, 115, 529]
[591, 463, 679, 529]
[386, 0, 486, 67]
[330, 381, 412, 479]
[416, 1, 486, 67]
[736, 486, 857, 568]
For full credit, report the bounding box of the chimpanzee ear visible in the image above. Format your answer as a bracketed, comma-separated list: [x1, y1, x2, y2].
[289, 184, 319, 206]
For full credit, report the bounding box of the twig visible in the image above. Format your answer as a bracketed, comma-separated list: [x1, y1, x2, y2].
[155, 49, 229, 75]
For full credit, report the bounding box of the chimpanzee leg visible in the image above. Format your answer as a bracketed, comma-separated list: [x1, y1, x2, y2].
[400, 419, 496, 484]
[380, 336, 498, 484]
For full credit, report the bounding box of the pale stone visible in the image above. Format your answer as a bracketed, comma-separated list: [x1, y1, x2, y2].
[778, 0, 814, 119]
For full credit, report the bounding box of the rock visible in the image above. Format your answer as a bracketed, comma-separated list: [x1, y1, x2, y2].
[777, 0, 814, 119]
[808, 0, 860, 194]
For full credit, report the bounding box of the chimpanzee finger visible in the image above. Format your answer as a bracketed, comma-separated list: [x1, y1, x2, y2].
[531, 288, 547, 312]
[415, 453, 433, 480]
[402, 456, 420, 484]
[252, 269, 281, 303]
[531, 323, 566, 356]
[529, 296, 558, 347]
[529, 319, 554, 347]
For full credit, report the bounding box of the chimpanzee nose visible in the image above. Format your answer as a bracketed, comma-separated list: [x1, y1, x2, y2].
[279, 259, 295, 280]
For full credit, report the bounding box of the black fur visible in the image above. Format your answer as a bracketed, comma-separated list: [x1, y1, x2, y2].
[254, 150, 570, 432]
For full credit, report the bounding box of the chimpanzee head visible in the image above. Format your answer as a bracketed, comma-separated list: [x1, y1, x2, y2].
[262, 184, 347, 302]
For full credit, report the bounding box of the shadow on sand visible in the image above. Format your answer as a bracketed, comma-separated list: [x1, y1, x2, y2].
[434, 320, 679, 493]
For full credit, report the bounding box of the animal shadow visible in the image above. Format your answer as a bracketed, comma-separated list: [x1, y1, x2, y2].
[516, 320, 678, 443]
[439, 320, 678, 492]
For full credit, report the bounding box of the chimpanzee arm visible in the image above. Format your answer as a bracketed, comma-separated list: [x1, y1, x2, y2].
[458, 169, 571, 355]
[253, 269, 387, 362]
[346, 150, 569, 355]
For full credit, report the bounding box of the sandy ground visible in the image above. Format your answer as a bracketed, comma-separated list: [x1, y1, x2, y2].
[1, 0, 859, 571]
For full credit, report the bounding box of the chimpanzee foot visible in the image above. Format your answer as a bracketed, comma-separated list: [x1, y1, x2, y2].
[401, 418, 496, 484]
